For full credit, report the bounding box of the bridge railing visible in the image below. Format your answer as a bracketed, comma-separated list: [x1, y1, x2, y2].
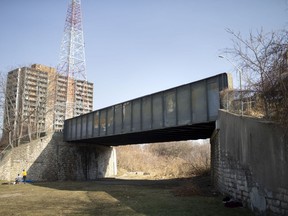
[220, 89, 260, 116]
[64, 73, 231, 142]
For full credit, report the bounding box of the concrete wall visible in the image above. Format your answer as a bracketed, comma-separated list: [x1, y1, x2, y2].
[212, 110, 288, 215]
[0, 132, 117, 181]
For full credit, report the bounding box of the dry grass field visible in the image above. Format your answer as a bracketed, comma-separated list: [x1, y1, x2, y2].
[0, 176, 254, 216]
[116, 140, 211, 179]
[0, 141, 254, 215]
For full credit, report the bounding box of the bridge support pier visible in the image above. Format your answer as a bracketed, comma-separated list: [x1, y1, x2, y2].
[63, 144, 118, 180]
[87, 145, 117, 179]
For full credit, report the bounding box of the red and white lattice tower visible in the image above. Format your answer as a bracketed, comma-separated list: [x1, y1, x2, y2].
[54, 0, 89, 130]
[58, 0, 86, 80]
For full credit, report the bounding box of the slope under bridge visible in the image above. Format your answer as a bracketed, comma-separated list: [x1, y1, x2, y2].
[63, 73, 231, 146]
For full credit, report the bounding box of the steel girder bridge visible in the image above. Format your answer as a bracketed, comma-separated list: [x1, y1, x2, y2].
[63, 73, 231, 146]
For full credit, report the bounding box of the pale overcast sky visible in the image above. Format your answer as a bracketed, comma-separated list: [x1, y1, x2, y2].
[0, 0, 287, 109]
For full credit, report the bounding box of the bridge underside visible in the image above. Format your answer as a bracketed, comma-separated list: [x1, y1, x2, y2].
[68, 122, 215, 146]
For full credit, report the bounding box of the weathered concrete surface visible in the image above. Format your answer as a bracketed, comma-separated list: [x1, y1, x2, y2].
[0, 133, 117, 181]
[212, 110, 288, 215]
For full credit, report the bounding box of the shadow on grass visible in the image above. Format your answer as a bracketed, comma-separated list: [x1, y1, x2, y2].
[32, 175, 213, 195]
[29, 175, 254, 216]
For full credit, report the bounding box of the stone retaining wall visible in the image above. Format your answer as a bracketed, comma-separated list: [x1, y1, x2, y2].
[211, 110, 288, 215]
[0, 132, 117, 181]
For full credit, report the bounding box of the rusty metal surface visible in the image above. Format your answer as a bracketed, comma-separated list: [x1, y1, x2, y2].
[64, 73, 231, 145]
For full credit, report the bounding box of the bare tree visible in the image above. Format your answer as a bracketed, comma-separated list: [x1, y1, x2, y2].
[0, 71, 11, 149]
[0, 66, 56, 149]
[223, 29, 288, 130]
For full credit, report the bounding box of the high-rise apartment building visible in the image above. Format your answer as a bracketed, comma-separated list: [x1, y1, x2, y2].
[3, 64, 93, 143]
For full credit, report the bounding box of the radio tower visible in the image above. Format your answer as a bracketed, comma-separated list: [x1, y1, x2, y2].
[54, 0, 91, 130]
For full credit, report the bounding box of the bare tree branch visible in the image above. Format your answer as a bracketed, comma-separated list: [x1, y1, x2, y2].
[221, 29, 288, 133]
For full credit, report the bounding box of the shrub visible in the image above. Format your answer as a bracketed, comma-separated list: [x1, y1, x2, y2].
[116, 140, 210, 178]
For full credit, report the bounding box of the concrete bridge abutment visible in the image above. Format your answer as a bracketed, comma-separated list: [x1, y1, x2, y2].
[211, 110, 288, 215]
[0, 132, 117, 181]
